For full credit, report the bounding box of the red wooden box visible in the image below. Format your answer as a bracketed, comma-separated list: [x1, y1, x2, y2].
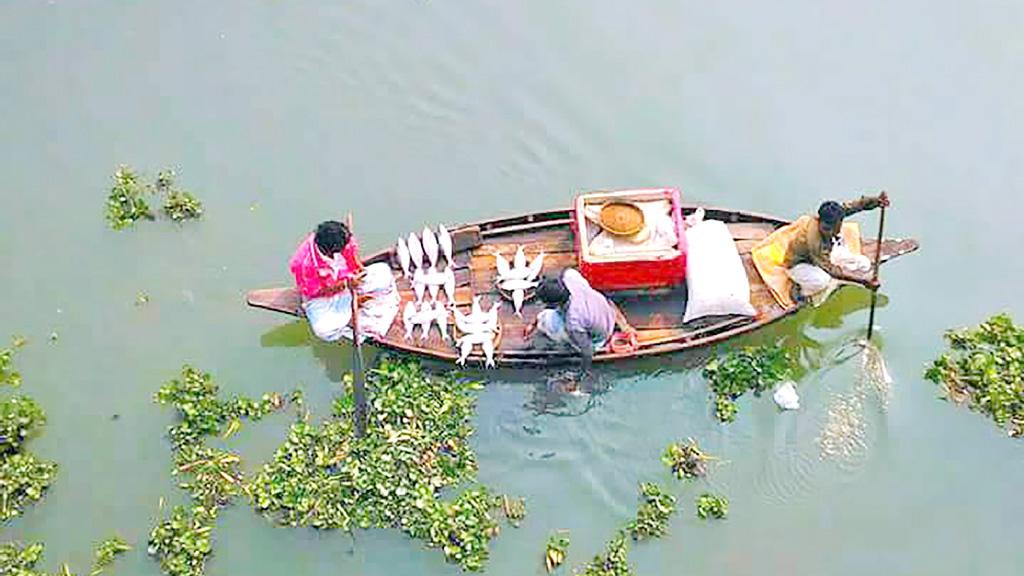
[571, 188, 687, 291]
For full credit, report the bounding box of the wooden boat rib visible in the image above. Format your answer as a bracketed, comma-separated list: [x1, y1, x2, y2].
[247, 206, 919, 367]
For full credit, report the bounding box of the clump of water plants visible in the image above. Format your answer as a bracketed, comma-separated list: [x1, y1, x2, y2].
[148, 505, 216, 576]
[0, 336, 26, 387]
[543, 531, 569, 573]
[149, 365, 286, 576]
[0, 538, 129, 576]
[105, 166, 203, 230]
[0, 391, 57, 522]
[625, 483, 676, 541]
[91, 536, 131, 575]
[925, 313, 1024, 436]
[0, 452, 59, 522]
[156, 171, 203, 222]
[578, 532, 633, 576]
[703, 345, 793, 422]
[249, 358, 518, 572]
[696, 493, 728, 520]
[106, 166, 155, 230]
[497, 494, 526, 527]
[662, 438, 714, 480]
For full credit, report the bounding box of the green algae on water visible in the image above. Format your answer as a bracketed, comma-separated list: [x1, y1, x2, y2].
[703, 345, 793, 423]
[156, 170, 203, 223]
[578, 532, 633, 576]
[925, 313, 1024, 436]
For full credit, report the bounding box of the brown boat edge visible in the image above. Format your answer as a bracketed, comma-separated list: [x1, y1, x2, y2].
[246, 205, 920, 367]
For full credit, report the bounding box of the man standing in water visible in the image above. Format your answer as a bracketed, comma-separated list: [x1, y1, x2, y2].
[289, 220, 363, 341]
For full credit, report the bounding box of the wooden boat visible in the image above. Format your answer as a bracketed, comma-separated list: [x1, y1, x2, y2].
[247, 206, 918, 367]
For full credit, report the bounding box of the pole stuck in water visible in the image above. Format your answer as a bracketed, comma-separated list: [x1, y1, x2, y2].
[866, 196, 887, 341]
[346, 214, 368, 438]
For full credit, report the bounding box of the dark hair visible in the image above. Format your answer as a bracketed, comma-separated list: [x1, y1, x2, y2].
[817, 201, 845, 227]
[314, 220, 351, 256]
[536, 276, 570, 306]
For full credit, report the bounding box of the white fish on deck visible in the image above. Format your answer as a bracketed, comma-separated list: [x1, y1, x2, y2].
[402, 301, 417, 340]
[412, 268, 426, 303]
[422, 227, 439, 268]
[513, 245, 527, 270]
[407, 233, 424, 271]
[527, 252, 545, 281]
[396, 237, 411, 278]
[433, 300, 449, 341]
[438, 224, 454, 267]
[442, 266, 456, 303]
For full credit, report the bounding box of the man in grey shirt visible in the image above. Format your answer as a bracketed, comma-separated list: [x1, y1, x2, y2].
[527, 268, 633, 375]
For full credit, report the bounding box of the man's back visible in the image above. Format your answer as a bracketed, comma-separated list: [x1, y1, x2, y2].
[562, 268, 616, 343]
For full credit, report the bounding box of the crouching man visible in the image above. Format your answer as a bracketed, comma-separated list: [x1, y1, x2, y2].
[526, 268, 634, 378]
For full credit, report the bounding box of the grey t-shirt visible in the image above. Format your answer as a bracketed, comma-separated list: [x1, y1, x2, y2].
[562, 268, 616, 344]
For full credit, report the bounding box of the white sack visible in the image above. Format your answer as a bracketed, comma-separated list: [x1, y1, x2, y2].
[683, 220, 757, 323]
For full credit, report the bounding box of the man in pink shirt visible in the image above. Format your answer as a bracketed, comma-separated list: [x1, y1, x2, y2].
[289, 220, 363, 341]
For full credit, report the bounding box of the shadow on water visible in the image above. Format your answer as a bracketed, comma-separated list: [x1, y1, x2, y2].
[257, 284, 889, 414]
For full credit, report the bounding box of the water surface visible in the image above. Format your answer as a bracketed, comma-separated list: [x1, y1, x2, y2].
[2, 1, 1024, 574]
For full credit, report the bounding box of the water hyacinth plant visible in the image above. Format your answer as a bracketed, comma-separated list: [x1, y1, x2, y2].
[695, 493, 728, 520]
[150, 365, 287, 576]
[625, 483, 676, 541]
[578, 532, 633, 576]
[91, 537, 131, 576]
[105, 166, 203, 230]
[106, 166, 155, 230]
[703, 345, 793, 422]
[249, 358, 518, 572]
[0, 539, 129, 576]
[156, 170, 203, 223]
[0, 452, 59, 521]
[543, 531, 569, 573]
[925, 313, 1024, 436]
[0, 395, 47, 455]
[0, 336, 26, 388]
[662, 438, 714, 480]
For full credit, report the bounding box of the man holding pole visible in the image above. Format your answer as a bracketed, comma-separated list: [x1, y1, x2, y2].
[752, 192, 890, 309]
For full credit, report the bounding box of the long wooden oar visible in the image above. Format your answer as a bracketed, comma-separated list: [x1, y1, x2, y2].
[346, 214, 368, 438]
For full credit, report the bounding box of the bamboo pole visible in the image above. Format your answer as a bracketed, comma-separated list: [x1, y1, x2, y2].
[346, 214, 367, 438]
[866, 198, 887, 341]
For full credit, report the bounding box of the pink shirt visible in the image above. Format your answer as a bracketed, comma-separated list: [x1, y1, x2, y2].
[289, 233, 361, 299]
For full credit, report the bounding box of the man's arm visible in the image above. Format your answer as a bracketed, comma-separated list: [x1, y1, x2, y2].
[568, 330, 595, 374]
[842, 192, 889, 218]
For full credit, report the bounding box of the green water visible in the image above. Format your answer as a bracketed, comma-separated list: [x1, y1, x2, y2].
[3, 1, 1024, 574]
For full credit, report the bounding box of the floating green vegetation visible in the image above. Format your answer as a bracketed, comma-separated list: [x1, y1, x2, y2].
[149, 365, 286, 576]
[249, 358, 518, 572]
[695, 493, 728, 520]
[625, 483, 676, 541]
[91, 537, 131, 576]
[703, 345, 793, 422]
[105, 166, 203, 231]
[0, 538, 129, 576]
[0, 391, 57, 522]
[0, 336, 26, 388]
[662, 438, 714, 480]
[0, 452, 58, 522]
[106, 166, 155, 230]
[578, 532, 632, 576]
[925, 313, 1024, 436]
[497, 494, 526, 527]
[543, 531, 569, 573]
[148, 505, 216, 576]
[156, 171, 203, 223]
